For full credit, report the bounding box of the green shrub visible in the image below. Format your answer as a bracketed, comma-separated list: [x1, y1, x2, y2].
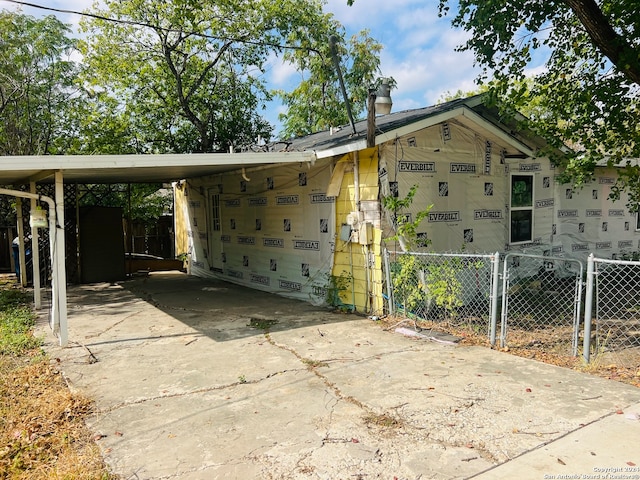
[0, 289, 40, 356]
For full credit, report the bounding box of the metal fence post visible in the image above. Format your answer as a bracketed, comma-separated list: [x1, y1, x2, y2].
[583, 253, 595, 364]
[500, 256, 510, 348]
[489, 251, 500, 346]
[384, 248, 394, 316]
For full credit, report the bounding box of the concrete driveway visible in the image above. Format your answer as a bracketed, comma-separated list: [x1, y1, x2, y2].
[39, 272, 640, 479]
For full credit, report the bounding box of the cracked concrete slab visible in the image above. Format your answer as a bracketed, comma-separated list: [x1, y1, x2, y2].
[38, 272, 640, 479]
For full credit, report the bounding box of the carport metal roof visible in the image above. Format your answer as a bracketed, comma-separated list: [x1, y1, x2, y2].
[0, 150, 316, 349]
[0, 151, 317, 185]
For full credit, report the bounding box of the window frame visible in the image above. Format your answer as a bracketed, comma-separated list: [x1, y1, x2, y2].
[211, 193, 221, 232]
[509, 173, 535, 245]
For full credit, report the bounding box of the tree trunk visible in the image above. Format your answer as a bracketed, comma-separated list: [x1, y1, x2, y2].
[563, 0, 640, 85]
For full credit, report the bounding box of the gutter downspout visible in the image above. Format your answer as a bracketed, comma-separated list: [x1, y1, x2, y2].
[353, 151, 360, 311]
[30, 181, 41, 309]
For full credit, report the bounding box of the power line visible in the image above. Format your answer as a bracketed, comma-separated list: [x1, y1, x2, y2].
[1, 0, 322, 55]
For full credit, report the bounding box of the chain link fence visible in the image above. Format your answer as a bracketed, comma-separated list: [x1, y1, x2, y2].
[383, 249, 640, 373]
[500, 254, 584, 356]
[584, 256, 640, 370]
[383, 250, 499, 341]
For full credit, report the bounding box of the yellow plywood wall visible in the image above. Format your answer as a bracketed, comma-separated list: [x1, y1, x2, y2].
[173, 183, 189, 263]
[331, 148, 384, 315]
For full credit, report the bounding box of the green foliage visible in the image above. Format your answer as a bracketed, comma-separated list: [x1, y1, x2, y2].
[312, 271, 353, 310]
[438, 0, 640, 208]
[79, 0, 338, 153]
[0, 288, 30, 310]
[0, 11, 80, 155]
[390, 254, 425, 315]
[0, 289, 40, 356]
[77, 184, 172, 226]
[276, 25, 387, 138]
[436, 85, 489, 104]
[390, 254, 484, 321]
[382, 185, 432, 250]
[423, 259, 464, 319]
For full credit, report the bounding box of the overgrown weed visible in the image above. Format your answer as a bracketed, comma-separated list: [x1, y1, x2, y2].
[0, 281, 117, 479]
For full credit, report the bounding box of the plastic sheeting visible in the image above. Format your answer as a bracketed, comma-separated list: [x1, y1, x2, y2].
[181, 159, 337, 303]
[380, 120, 516, 253]
[379, 121, 639, 262]
[551, 168, 639, 261]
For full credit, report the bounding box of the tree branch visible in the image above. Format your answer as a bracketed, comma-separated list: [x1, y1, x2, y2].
[563, 0, 640, 85]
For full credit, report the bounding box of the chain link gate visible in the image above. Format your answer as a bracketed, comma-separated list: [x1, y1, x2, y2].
[583, 255, 640, 370]
[383, 250, 500, 341]
[501, 253, 584, 356]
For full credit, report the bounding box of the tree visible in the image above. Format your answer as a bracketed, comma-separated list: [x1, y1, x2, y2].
[437, 0, 640, 209]
[275, 25, 386, 138]
[80, 0, 335, 153]
[0, 11, 80, 155]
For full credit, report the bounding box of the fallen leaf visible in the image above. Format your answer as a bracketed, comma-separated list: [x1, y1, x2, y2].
[114, 431, 123, 437]
[525, 388, 532, 393]
[93, 433, 106, 441]
[628, 462, 636, 467]
[616, 409, 624, 414]
[557, 458, 566, 465]
[351, 438, 360, 443]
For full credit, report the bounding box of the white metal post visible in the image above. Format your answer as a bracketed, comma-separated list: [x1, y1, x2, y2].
[500, 257, 510, 348]
[582, 254, 595, 363]
[15, 197, 27, 286]
[383, 248, 394, 316]
[489, 252, 500, 346]
[54, 171, 68, 347]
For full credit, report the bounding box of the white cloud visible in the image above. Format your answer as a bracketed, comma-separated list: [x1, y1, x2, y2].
[265, 53, 300, 88]
[320, 0, 483, 109]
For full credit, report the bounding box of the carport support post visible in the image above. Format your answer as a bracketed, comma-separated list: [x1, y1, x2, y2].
[53, 171, 68, 347]
[15, 197, 27, 286]
[582, 253, 595, 364]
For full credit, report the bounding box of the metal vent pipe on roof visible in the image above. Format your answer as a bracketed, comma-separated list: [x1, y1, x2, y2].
[374, 79, 393, 115]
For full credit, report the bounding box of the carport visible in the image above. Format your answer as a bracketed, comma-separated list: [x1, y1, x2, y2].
[0, 152, 316, 346]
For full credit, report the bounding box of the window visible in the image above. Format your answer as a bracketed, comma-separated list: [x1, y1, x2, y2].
[510, 174, 534, 244]
[636, 209, 640, 231]
[211, 194, 221, 231]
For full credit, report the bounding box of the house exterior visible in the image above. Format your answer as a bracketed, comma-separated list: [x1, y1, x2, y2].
[174, 94, 640, 314]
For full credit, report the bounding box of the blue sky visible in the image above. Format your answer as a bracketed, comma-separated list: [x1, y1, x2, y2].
[3, 0, 492, 134]
[267, 0, 485, 129]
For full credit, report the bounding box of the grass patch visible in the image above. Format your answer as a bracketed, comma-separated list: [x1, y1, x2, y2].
[247, 317, 279, 330]
[363, 412, 403, 429]
[0, 283, 117, 479]
[301, 358, 328, 369]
